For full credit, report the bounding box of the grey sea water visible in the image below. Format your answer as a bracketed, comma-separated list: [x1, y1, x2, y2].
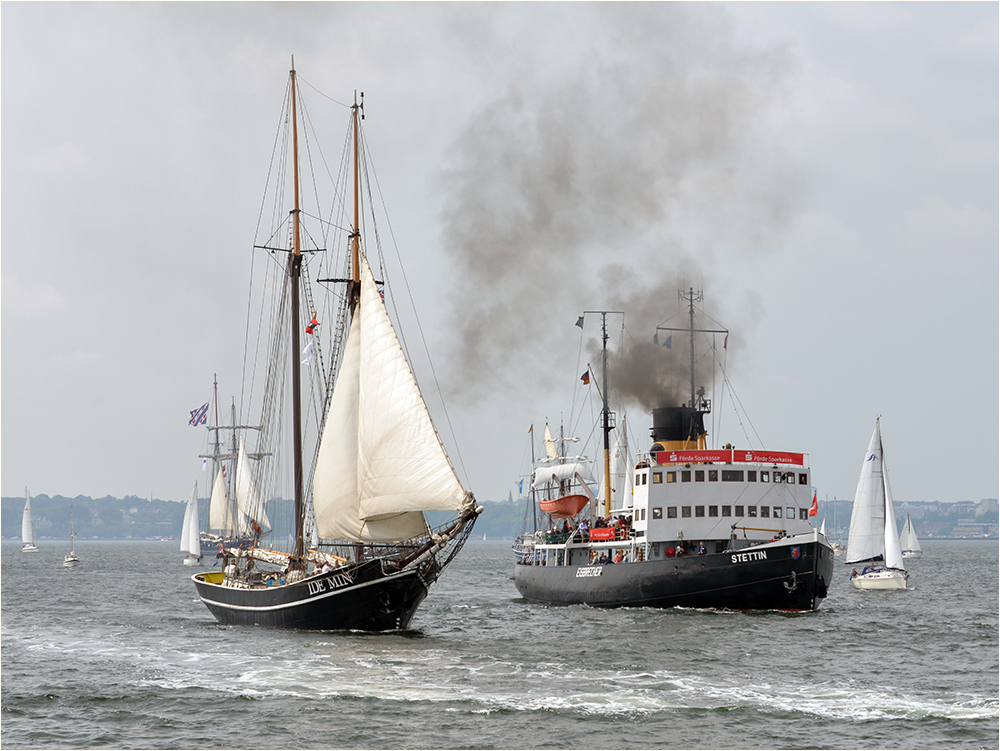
[1, 539, 997, 749]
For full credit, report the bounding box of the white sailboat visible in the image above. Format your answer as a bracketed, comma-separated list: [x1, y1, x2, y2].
[181, 484, 203, 566]
[846, 419, 908, 590]
[899, 513, 922, 558]
[21, 488, 38, 552]
[63, 504, 80, 567]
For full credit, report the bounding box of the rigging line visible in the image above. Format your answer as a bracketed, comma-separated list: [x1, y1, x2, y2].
[296, 75, 352, 110]
[360, 122, 472, 487]
[245, 76, 294, 422]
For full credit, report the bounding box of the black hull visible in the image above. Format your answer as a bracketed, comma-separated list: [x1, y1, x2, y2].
[513, 537, 834, 612]
[193, 558, 432, 631]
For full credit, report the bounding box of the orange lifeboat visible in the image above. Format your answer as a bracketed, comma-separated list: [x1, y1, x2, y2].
[538, 494, 589, 519]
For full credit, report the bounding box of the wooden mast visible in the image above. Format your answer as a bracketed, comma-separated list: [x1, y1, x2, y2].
[350, 90, 362, 309]
[289, 58, 305, 561]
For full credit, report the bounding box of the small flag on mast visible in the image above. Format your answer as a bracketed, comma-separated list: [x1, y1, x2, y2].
[808, 491, 818, 516]
[575, 316, 584, 329]
[189, 403, 209, 426]
[305, 315, 321, 335]
[580, 370, 590, 385]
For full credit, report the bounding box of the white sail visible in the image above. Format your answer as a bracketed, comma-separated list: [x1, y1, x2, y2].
[181, 484, 201, 556]
[900, 514, 922, 553]
[881, 447, 905, 570]
[21, 489, 34, 546]
[312, 256, 468, 543]
[543, 423, 558, 459]
[208, 466, 242, 533]
[235, 437, 271, 531]
[846, 421, 887, 565]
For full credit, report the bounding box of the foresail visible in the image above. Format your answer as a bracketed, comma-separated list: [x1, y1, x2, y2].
[881, 443, 905, 570]
[312, 288, 429, 543]
[845, 421, 886, 565]
[357, 256, 467, 519]
[543, 424, 559, 459]
[236, 437, 271, 531]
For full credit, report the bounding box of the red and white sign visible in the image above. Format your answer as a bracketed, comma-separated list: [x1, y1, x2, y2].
[587, 527, 616, 541]
[655, 449, 805, 466]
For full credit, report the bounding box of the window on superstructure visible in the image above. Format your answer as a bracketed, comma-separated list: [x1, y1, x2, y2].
[653, 472, 662, 484]
[774, 507, 783, 518]
[667, 507, 677, 519]
[760, 471, 769, 483]
[695, 470, 705, 482]
[786, 474, 795, 484]
[709, 505, 718, 517]
[787, 507, 795, 519]
[774, 472, 784, 483]
[748, 470, 757, 482]
[695, 506, 705, 517]
[635, 472, 642, 484]
[682, 471, 691, 482]
[722, 505, 731, 517]
[666, 471, 676, 483]
[748, 506, 757, 517]
[722, 470, 744, 482]
[652, 507, 662, 519]
[682, 506, 692, 518]
[760, 506, 770, 518]
[708, 470, 718, 482]
[799, 473, 808, 485]
[799, 508, 808, 520]
[735, 505, 744, 516]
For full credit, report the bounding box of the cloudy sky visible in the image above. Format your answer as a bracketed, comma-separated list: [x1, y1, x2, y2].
[2, 2, 996, 508]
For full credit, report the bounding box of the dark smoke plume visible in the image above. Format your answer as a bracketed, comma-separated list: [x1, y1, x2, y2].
[438, 5, 800, 411]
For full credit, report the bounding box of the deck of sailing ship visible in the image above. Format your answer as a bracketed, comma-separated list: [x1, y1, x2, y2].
[192, 61, 481, 631]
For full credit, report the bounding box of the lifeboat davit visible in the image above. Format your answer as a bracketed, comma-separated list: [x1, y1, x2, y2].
[538, 494, 589, 519]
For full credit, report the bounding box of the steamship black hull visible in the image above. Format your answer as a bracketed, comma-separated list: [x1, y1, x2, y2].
[193, 558, 432, 631]
[513, 536, 834, 612]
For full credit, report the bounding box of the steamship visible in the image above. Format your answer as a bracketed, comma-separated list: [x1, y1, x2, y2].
[512, 291, 835, 612]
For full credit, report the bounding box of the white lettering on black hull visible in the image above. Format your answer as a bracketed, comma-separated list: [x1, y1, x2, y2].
[306, 573, 353, 595]
[730, 550, 768, 564]
[576, 566, 603, 578]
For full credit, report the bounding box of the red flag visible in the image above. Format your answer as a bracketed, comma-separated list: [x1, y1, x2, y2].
[305, 315, 320, 334]
[808, 491, 818, 516]
[724, 334, 728, 350]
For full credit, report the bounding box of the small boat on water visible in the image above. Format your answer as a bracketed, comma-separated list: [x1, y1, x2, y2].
[63, 504, 80, 567]
[513, 292, 834, 612]
[180, 484, 203, 566]
[22, 488, 38, 553]
[191, 61, 481, 631]
[846, 419, 908, 590]
[900, 513, 922, 558]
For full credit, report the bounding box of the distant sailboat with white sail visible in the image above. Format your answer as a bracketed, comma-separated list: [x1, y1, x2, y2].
[181, 484, 203, 566]
[63, 504, 80, 567]
[22, 488, 38, 552]
[846, 419, 908, 590]
[899, 513, 922, 558]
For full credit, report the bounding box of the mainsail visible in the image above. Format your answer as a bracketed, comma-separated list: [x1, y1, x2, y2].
[312, 255, 469, 542]
[21, 490, 34, 546]
[208, 465, 242, 534]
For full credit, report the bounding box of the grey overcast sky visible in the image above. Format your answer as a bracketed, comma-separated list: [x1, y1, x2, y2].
[2, 2, 997, 507]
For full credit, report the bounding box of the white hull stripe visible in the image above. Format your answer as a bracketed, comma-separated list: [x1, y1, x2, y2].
[193, 568, 417, 613]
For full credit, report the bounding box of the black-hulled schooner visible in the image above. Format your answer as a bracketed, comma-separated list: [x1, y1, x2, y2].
[192, 62, 481, 631]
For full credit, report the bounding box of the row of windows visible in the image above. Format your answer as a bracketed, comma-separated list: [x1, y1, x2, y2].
[646, 505, 810, 521]
[637, 469, 809, 485]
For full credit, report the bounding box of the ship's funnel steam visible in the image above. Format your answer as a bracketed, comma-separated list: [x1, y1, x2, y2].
[437, 5, 798, 405]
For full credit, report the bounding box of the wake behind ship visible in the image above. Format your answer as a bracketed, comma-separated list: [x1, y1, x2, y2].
[513, 294, 834, 612]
